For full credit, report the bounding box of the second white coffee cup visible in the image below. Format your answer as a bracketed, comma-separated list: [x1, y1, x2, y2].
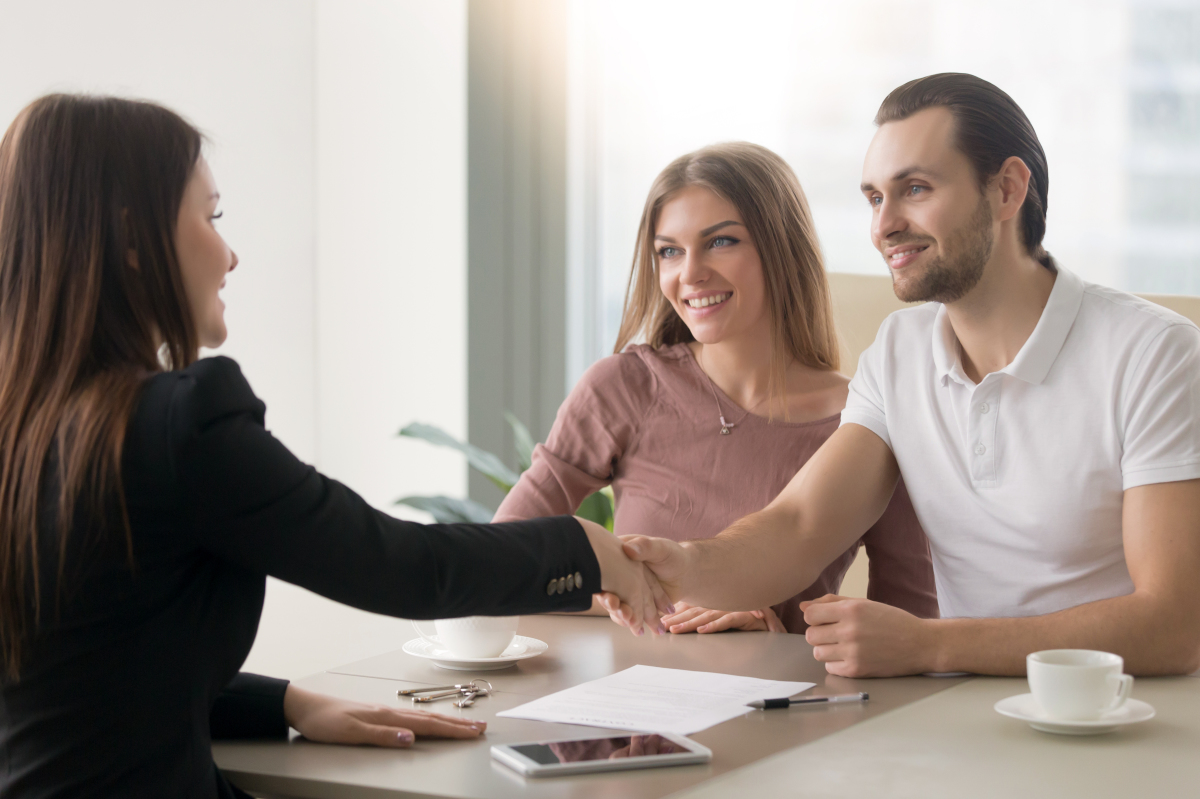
[1027, 649, 1133, 720]
[412, 616, 519, 659]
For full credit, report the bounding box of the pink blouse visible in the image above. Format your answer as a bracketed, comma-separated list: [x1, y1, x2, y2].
[495, 343, 938, 632]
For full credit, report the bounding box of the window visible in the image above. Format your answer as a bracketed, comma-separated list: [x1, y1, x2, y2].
[565, 0, 1200, 381]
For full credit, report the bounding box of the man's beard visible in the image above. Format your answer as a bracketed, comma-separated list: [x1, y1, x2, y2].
[890, 196, 994, 304]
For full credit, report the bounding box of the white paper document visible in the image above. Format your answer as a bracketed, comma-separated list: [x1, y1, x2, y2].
[496, 665, 816, 735]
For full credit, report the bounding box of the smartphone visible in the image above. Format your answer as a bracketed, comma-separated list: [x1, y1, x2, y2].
[491, 732, 712, 777]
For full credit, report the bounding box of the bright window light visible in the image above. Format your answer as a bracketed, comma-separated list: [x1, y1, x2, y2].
[566, 0, 1200, 376]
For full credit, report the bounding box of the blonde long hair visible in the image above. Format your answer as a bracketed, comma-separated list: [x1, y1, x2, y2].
[613, 142, 840, 408]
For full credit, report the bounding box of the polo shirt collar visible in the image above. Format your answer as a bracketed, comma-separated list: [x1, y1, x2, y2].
[931, 305, 963, 386]
[931, 266, 1084, 387]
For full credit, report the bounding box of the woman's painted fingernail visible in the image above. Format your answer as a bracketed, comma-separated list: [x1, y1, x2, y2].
[656, 624, 666, 635]
[666, 604, 676, 615]
[398, 731, 414, 744]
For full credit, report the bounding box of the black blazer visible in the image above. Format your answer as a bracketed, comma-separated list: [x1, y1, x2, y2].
[0, 357, 597, 798]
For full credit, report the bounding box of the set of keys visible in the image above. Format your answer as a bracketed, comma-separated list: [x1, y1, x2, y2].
[397, 678, 494, 709]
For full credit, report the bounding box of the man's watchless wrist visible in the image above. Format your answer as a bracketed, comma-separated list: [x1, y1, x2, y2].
[920, 619, 948, 674]
[677, 540, 698, 593]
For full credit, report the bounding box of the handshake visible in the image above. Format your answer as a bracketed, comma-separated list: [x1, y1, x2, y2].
[577, 518, 690, 636]
[575, 515, 938, 680]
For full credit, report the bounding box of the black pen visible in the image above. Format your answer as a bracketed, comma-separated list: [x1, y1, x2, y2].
[747, 692, 869, 710]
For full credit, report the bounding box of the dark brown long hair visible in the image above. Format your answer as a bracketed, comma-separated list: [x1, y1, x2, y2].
[875, 73, 1056, 271]
[0, 95, 202, 679]
[613, 142, 840, 410]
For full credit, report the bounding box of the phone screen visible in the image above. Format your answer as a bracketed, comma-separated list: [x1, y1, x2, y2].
[512, 735, 686, 765]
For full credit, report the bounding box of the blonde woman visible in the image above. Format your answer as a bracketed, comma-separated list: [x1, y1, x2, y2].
[496, 143, 937, 633]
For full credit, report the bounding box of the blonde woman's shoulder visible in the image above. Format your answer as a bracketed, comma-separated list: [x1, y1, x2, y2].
[573, 345, 659, 403]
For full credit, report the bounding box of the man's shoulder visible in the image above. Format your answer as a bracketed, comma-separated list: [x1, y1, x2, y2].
[850, 303, 940, 391]
[876, 302, 941, 344]
[1079, 281, 1199, 338]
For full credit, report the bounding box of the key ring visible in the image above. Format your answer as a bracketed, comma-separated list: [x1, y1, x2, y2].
[397, 678, 493, 700]
[405, 678, 495, 704]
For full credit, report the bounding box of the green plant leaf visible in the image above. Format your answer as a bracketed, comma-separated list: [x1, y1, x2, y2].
[576, 490, 614, 532]
[398, 422, 520, 491]
[504, 412, 536, 473]
[394, 495, 495, 524]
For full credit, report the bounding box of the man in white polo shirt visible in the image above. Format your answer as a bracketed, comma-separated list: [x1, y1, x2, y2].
[611, 73, 1200, 677]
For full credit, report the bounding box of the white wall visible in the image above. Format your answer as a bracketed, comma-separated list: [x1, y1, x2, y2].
[244, 0, 468, 680]
[0, 0, 318, 460]
[0, 0, 469, 681]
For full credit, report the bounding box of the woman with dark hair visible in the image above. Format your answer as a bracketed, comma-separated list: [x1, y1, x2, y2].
[0, 94, 666, 798]
[495, 142, 938, 634]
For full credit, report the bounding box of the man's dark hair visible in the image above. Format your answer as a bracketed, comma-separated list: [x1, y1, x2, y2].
[876, 73, 1055, 271]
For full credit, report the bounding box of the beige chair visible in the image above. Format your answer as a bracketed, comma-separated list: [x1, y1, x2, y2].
[827, 272, 1200, 598]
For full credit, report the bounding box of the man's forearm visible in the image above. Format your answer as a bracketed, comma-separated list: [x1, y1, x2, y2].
[619, 424, 897, 621]
[928, 590, 1200, 676]
[679, 425, 901, 613]
[680, 505, 828, 612]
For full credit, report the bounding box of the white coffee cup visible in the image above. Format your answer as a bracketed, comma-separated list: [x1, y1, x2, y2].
[412, 616, 519, 659]
[1026, 649, 1134, 720]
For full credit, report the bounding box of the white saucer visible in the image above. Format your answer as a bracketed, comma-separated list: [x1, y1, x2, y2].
[994, 693, 1155, 735]
[402, 635, 548, 671]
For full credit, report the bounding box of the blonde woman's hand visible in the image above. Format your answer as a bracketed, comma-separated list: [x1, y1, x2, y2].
[282, 685, 485, 748]
[661, 602, 786, 634]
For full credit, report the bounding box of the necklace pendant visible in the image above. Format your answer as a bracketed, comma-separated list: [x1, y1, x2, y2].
[719, 416, 734, 435]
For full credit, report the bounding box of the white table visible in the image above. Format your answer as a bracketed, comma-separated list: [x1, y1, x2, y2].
[213, 616, 1198, 798]
[669, 673, 1200, 799]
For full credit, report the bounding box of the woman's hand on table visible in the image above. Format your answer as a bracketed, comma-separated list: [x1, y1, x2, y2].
[282, 685, 485, 748]
[577, 519, 673, 636]
[662, 602, 786, 634]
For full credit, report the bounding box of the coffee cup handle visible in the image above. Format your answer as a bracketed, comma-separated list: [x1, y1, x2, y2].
[1106, 673, 1134, 711]
[412, 620, 440, 645]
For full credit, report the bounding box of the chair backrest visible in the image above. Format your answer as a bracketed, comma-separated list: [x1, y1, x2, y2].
[827, 272, 1200, 377]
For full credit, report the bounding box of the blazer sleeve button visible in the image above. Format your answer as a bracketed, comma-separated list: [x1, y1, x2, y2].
[547, 580, 557, 596]
[556, 577, 566, 594]
[574, 571, 583, 589]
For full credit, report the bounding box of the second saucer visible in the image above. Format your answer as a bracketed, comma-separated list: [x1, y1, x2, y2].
[994, 693, 1155, 735]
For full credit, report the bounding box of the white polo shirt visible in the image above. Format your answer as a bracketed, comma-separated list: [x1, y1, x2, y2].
[842, 266, 1200, 619]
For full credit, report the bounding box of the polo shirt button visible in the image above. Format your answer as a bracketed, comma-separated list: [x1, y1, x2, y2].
[974, 443, 986, 455]
[547, 580, 557, 596]
[979, 403, 990, 414]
